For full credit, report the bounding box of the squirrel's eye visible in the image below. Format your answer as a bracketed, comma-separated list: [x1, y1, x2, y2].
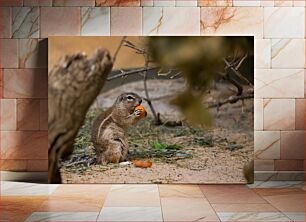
[127, 96, 134, 101]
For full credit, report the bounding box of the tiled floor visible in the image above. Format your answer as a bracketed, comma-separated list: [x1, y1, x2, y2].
[0, 181, 305, 222]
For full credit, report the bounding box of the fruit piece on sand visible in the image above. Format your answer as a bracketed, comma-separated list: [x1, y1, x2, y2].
[132, 160, 152, 168]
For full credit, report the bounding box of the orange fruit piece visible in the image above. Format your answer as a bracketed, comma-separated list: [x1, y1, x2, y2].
[132, 160, 152, 168]
[134, 105, 146, 118]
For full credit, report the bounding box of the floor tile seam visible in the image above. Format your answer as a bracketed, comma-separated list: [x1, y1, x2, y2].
[197, 185, 222, 222]
[157, 184, 164, 222]
[249, 197, 296, 221]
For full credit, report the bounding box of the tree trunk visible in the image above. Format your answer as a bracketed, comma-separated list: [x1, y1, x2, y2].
[48, 49, 113, 183]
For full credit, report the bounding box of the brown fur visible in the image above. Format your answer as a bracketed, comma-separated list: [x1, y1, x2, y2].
[91, 92, 144, 164]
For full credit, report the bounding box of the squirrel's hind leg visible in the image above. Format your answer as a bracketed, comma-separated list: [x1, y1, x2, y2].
[102, 140, 125, 164]
[95, 149, 108, 165]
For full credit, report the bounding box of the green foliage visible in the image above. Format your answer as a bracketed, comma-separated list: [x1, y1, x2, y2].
[151, 141, 167, 150]
[151, 141, 183, 151]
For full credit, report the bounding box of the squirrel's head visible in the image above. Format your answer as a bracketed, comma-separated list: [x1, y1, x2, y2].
[115, 92, 143, 114]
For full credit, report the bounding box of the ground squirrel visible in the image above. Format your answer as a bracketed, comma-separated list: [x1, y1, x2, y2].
[91, 92, 146, 164]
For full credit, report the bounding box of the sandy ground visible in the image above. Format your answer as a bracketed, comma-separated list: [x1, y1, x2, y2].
[62, 146, 251, 184]
[60, 79, 253, 184]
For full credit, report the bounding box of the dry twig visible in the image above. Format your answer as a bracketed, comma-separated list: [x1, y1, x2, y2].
[143, 54, 162, 125]
[207, 93, 253, 109]
[112, 36, 127, 64]
[211, 54, 254, 110]
[123, 40, 146, 54]
[221, 54, 253, 97]
[223, 55, 253, 87]
[107, 67, 157, 81]
[120, 38, 162, 125]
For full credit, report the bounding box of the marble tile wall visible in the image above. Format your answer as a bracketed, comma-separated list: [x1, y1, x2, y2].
[0, 0, 304, 180]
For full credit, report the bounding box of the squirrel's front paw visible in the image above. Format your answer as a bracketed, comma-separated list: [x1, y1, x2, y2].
[134, 109, 142, 116]
[134, 105, 146, 118]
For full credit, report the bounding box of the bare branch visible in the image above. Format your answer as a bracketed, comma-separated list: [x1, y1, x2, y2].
[157, 68, 172, 76]
[235, 53, 248, 70]
[170, 72, 182, 79]
[112, 36, 127, 64]
[224, 73, 243, 96]
[223, 57, 253, 87]
[143, 54, 162, 125]
[207, 93, 253, 109]
[123, 40, 146, 54]
[123, 39, 162, 125]
[107, 67, 157, 81]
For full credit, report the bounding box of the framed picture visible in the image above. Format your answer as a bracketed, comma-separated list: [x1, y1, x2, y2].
[48, 36, 254, 184]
